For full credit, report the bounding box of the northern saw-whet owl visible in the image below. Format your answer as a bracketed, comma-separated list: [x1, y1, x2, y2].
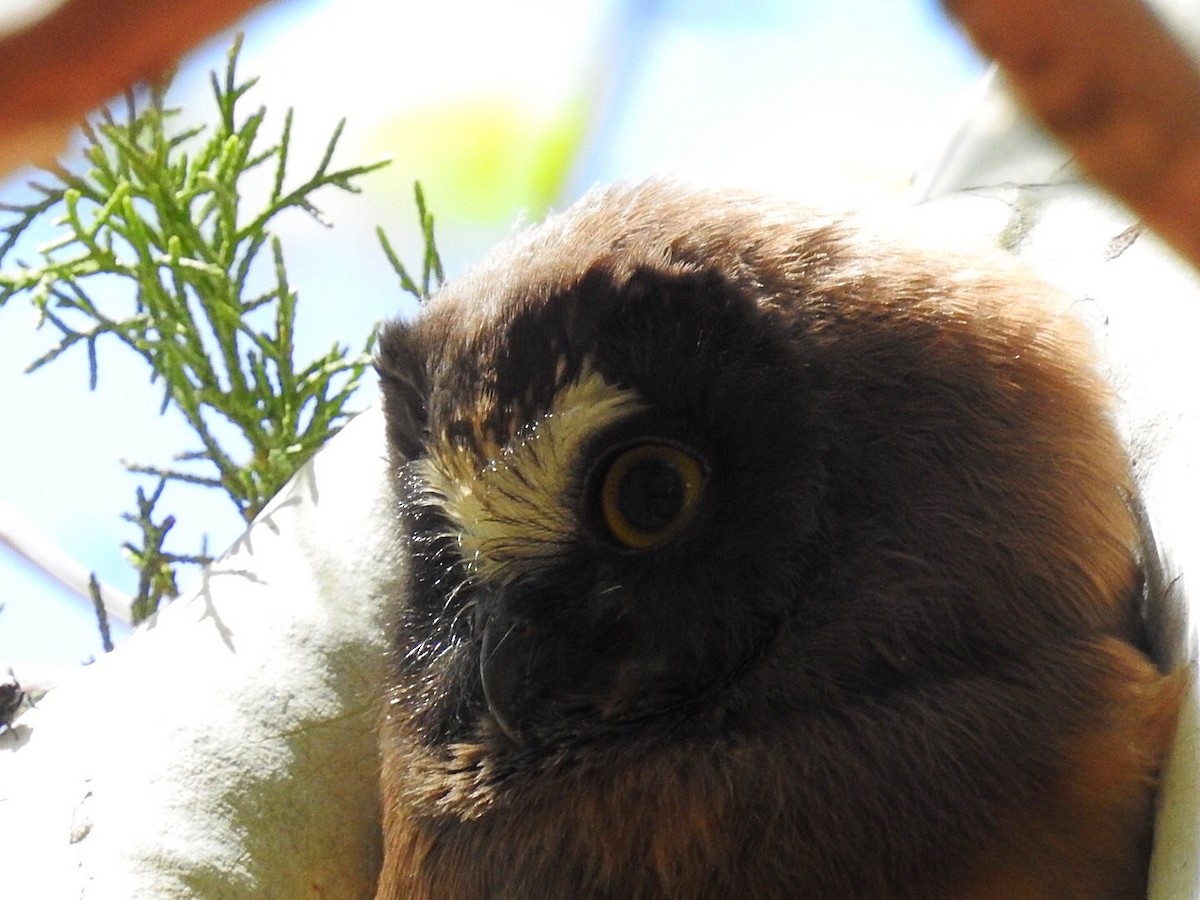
[373, 181, 1180, 900]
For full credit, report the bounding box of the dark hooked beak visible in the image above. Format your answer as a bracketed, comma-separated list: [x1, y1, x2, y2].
[474, 587, 640, 745]
[475, 594, 538, 744]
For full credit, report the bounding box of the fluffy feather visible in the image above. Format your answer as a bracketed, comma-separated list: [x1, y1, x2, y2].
[374, 181, 1180, 899]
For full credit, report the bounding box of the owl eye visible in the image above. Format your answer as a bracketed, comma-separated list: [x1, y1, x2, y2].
[597, 442, 706, 549]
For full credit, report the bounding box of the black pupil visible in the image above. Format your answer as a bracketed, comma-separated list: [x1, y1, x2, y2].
[618, 456, 685, 533]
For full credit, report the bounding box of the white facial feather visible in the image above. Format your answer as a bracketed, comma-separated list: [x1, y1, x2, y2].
[422, 366, 642, 583]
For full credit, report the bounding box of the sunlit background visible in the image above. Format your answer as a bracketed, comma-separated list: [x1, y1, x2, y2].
[0, 0, 984, 663]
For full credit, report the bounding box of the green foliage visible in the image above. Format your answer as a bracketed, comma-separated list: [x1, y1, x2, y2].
[377, 182, 444, 301]
[0, 36, 442, 625]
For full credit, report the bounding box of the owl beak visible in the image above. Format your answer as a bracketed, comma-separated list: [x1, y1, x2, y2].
[476, 596, 537, 745]
[474, 588, 636, 745]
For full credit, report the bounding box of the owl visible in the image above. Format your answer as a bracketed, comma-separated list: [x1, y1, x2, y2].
[373, 181, 1180, 899]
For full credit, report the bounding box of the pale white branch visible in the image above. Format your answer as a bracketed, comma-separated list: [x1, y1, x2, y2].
[0, 499, 132, 626]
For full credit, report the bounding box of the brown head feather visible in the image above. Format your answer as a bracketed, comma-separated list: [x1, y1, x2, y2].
[374, 181, 1178, 899]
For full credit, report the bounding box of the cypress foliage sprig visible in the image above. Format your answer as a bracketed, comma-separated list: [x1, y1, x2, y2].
[0, 36, 440, 624]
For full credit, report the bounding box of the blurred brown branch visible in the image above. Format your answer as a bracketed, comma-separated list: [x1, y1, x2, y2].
[945, 0, 1200, 271]
[0, 0, 270, 175]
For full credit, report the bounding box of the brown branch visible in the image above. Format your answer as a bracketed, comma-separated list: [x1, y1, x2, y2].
[944, 0, 1200, 270]
[0, 0, 271, 173]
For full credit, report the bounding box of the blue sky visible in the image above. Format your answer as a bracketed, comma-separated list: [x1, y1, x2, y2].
[0, 0, 983, 663]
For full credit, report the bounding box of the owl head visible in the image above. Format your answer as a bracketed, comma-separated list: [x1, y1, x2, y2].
[374, 181, 1152, 895]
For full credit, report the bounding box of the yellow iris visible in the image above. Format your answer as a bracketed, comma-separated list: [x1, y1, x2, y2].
[598, 442, 706, 550]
